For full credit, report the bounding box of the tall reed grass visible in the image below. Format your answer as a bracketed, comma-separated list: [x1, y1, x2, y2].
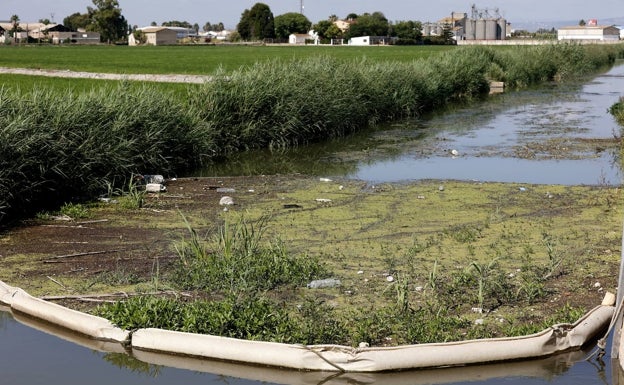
[0, 83, 213, 222]
[1, 44, 622, 223]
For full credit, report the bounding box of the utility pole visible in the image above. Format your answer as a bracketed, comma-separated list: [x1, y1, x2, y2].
[300, 0, 304, 15]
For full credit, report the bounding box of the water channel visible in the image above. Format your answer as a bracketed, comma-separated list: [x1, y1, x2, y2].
[2, 63, 624, 384]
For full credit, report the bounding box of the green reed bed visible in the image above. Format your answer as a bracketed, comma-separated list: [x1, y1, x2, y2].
[0, 83, 213, 221]
[1, 44, 623, 223]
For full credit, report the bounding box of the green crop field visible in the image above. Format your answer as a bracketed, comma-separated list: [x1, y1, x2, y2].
[0, 44, 455, 75]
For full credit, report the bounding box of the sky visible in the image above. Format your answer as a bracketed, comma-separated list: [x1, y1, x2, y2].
[2, 0, 623, 29]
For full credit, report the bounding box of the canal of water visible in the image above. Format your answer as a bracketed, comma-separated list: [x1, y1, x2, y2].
[2, 63, 624, 384]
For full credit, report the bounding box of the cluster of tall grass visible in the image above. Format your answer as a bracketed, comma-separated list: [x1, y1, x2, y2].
[611, 96, 624, 126]
[171, 215, 329, 292]
[1, 43, 622, 223]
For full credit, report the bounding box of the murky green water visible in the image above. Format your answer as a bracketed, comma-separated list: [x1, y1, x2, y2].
[197, 64, 624, 186]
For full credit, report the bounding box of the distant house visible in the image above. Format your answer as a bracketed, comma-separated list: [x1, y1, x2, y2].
[129, 27, 178, 46]
[0, 22, 100, 44]
[33, 24, 100, 44]
[333, 20, 352, 32]
[557, 25, 620, 41]
[161, 26, 197, 39]
[199, 30, 232, 41]
[288, 31, 319, 45]
[348, 36, 393, 46]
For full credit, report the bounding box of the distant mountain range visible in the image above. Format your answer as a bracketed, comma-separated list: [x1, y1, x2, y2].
[512, 16, 624, 31]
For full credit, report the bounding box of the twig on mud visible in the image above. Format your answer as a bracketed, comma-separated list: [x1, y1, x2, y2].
[76, 219, 109, 225]
[46, 276, 67, 290]
[41, 290, 192, 302]
[43, 249, 124, 263]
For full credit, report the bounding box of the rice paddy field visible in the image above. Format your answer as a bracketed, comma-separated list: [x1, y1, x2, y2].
[0, 44, 455, 75]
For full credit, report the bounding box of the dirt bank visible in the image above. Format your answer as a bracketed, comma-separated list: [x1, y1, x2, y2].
[0, 174, 620, 331]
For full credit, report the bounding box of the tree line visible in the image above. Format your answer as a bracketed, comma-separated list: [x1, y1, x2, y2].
[236, 3, 427, 44]
[9, 0, 439, 45]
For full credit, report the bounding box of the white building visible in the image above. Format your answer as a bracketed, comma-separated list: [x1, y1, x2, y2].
[348, 36, 393, 46]
[557, 25, 620, 41]
[288, 30, 319, 45]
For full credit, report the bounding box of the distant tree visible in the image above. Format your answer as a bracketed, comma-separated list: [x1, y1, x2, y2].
[440, 24, 455, 44]
[313, 19, 343, 42]
[63, 12, 90, 31]
[193, 23, 199, 33]
[579, 19, 586, 26]
[203, 21, 225, 32]
[162, 20, 193, 28]
[391, 20, 422, 43]
[312, 19, 332, 39]
[228, 30, 241, 41]
[87, 0, 128, 43]
[346, 13, 358, 21]
[150, 21, 157, 26]
[38, 18, 52, 42]
[237, 3, 275, 40]
[9, 14, 19, 42]
[132, 29, 146, 45]
[274, 12, 311, 39]
[345, 12, 389, 38]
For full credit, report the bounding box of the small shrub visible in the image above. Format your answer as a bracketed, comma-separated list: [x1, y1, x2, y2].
[59, 202, 91, 219]
[172, 214, 330, 293]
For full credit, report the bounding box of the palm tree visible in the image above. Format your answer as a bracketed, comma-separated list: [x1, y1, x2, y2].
[10, 14, 20, 43]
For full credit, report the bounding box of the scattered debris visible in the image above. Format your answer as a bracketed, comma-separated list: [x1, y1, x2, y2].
[319, 178, 333, 182]
[51, 215, 72, 221]
[307, 278, 341, 289]
[219, 196, 235, 206]
[146, 183, 166, 193]
[216, 187, 235, 193]
[143, 175, 165, 184]
[315, 198, 332, 203]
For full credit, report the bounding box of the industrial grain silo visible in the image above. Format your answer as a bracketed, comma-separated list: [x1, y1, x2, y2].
[475, 18, 486, 40]
[465, 18, 476, 40]
[497, 18, 507, 40]
[485, 18, 497, 40]
[423, 23, 431, 36]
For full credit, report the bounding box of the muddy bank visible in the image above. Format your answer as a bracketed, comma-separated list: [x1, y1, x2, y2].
[0, 175, 620, 330]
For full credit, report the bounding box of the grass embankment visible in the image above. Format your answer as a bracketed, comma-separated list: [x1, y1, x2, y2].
[1, 44, 622, 225]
